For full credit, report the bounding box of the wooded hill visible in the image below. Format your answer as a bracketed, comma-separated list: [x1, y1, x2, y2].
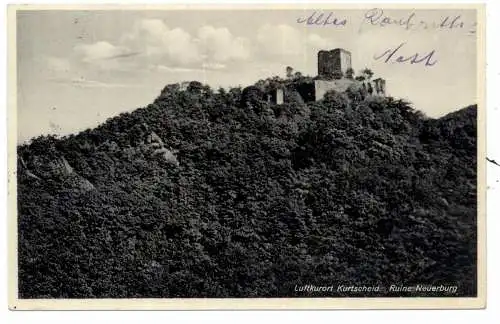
[17, 80, 477, 298]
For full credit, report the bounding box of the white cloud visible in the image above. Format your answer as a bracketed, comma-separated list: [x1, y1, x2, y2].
[122, 20, 201, 65]
[155, 62, 227, 74]
[256, 24, 333, 58]
[155, 65, 205, 73]
[60, 21, 335, 88]
[307, 33, 333, 49]
[257, 24, 303, 57]
[201, 62, 227, 70]
[74, 41, 130, 62]
[69, 19, 253, 73]
[197, 26, 251, 62]
[128, 18, 169, 39]
[49, 77, 136, 89]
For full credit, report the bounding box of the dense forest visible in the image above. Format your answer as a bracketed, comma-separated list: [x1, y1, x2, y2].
[17, 79, 477, 298]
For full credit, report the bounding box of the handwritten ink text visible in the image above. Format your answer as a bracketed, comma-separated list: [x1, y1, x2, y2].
[361, 8, 473, 34]
[296, 11, 348, 27]
[373, 42, 438, 67]
[363, 8, 416, 30]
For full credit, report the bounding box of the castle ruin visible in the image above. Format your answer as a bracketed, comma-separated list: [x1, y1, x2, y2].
[318, 48, 352, 79]
[161, 48, 387, 107]
[267, 48, 387, 104]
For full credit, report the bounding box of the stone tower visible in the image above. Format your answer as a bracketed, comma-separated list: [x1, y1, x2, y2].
[318, 48, 352, 79]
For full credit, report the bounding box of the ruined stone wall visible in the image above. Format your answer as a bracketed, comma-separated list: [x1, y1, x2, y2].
[314, 79, 356, 101]
[275, 88, 284, 105]
[295, 82, 316, 102]
[372, 79, 387, 96]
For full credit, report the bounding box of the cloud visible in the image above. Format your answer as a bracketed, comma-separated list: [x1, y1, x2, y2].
[74, 41, 131, 62]
[201, 62, 227, 70]
[49, 77, 136, 89]
[307, 33, 333, 49]
[70, 19, 252, 73]
[197, 25, 251, 62]
[155, 65, 205, 73]
[68, 21, 344, 79]
[70, 41, 144, 72]
[105, 52, 141, 60]
[256, 24, 333, 58]
[54, 21, 335, 88]
[257, 24, 303, 57]
[121, 19, 201, 66]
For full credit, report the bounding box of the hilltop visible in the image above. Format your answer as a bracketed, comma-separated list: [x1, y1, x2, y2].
[17, 81, 477, 298]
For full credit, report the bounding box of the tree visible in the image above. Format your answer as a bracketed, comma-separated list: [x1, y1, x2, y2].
[333, 70, 344, 80]
[345, 68, 354, 79]
[17, 70, 477, 299]
[322, 90, 350, 110]
[361, 68, 374, 80]
[286, 66, 294, 79]
[241, 85, 265, 109]
[187, 81, 203, 94]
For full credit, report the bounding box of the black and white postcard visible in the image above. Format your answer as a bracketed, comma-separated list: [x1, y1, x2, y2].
[7, 3, 486, 310]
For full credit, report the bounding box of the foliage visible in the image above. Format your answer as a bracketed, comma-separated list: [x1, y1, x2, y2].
[361, 68, 374, 80]
[345, 68, 354, 79]
[17, 82, 477, 298]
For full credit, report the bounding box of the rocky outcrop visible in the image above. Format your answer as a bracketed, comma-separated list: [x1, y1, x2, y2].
[31, 155, 74, 179]
[22, 154, 95, 191]
[62, 174, 95, 191]
[18, 157, 41, 181]
[142, 131, 179, 166]
[146, 132, 164, 148]
[152, 147, 179, 166]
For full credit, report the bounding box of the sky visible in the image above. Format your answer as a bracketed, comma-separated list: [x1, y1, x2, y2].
[16, 8, 478, 143]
